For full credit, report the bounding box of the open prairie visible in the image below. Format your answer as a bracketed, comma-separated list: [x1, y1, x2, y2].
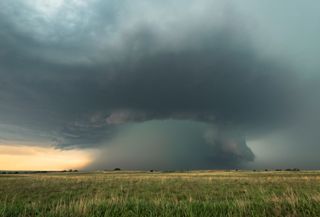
[0, 171, 320, 217]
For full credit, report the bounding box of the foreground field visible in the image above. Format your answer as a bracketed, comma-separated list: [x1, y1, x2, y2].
[0, 171, 320, 217]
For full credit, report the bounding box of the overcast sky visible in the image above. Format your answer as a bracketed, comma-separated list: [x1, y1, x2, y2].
[0, 0, 319, 170]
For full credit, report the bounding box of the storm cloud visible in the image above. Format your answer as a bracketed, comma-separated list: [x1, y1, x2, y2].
[0, 0, 318, 169]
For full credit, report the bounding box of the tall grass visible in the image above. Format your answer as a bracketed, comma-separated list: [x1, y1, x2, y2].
[0, 171, 320, 216]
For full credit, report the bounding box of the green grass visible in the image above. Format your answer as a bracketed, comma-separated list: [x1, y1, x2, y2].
[1, 171, 320, 217]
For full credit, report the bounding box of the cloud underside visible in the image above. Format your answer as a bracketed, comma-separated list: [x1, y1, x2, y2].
[0, 0, 315, 169]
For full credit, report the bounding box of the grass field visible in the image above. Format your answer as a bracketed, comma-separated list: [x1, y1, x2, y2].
[1, 171, 320, 217]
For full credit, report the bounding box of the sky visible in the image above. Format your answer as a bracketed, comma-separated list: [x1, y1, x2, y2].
[0, 0, 320, 170]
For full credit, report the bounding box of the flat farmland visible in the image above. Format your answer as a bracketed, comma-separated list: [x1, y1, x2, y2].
[0, 171, 320, 217]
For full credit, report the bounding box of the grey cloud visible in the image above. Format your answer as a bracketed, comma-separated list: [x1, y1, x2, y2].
[0, 0, 316, 169]
[87, 120, 254, 170]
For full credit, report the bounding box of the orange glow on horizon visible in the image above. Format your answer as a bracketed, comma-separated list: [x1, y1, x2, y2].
[0, 144, 94, 171]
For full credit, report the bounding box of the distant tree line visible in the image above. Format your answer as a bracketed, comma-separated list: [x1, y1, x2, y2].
[1, 169, 79, 174]
[61, 169, 79, 173]
[252, 168, 300, 172]
[0, 171, 49, 174]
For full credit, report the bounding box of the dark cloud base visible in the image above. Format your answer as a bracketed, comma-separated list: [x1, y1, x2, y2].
[0, 0, 315, 169]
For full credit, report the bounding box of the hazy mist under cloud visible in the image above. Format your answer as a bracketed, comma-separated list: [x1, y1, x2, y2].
[0, 0, 319, 170]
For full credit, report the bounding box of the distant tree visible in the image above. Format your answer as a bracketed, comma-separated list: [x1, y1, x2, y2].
[114, 168, 121, 171]
[285, 168, 300, 172]
[150, 170, 154, 172]
[265, 169, 268, 171]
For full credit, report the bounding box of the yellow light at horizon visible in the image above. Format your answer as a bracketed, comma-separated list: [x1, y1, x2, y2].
[0, 144, 94, 171]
